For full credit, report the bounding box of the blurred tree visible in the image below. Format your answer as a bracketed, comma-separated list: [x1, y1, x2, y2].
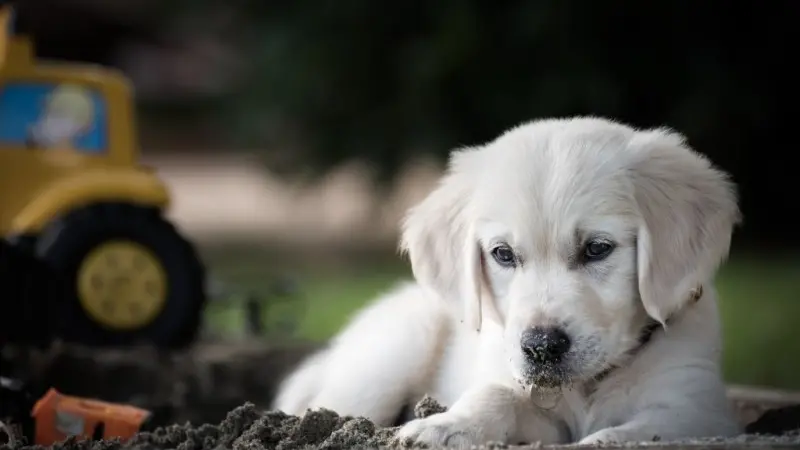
[212, 2, 791, 176]
[217, 0, 797, 246]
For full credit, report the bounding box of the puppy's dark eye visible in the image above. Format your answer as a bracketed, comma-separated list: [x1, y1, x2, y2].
[490, 245, 517, 267]
[583, 240, 614, 262]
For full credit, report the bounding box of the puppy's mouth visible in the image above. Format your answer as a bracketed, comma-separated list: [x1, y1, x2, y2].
[518, 346, 632, 392]
[517, 348, 611, 391]
[514, 330, 617, 391]
[518, 360, 576, 391]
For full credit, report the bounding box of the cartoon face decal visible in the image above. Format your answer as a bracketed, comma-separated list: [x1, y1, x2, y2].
[28, 84, 95, 148]
[0, 82, 107, 152]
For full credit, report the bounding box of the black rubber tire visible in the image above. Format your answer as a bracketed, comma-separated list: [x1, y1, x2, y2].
[33, 202, 207, 348]
[0, 238, 65, 348]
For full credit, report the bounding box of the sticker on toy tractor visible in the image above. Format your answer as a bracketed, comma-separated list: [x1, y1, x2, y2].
[0, 82, 108, 152]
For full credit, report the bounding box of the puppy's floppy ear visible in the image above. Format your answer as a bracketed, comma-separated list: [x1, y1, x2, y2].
[400, 147, 485, 332]
[629, 129, 741, 325]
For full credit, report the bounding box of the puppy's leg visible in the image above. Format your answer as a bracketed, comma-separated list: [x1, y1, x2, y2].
[579, 369, 741, 444]
[271, 349, 329, 415]
[579, 407, 740, 444]
[395, 384, 565, 449]
[276, 282, 449, 426]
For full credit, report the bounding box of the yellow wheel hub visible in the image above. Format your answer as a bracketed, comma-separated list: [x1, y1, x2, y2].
[77, 240, 168, 330]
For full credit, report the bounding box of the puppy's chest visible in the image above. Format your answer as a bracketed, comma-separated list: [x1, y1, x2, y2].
[559, 384, 633, 438]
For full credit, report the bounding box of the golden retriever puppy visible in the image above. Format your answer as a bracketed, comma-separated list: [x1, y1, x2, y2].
[272, 116, 742, 447]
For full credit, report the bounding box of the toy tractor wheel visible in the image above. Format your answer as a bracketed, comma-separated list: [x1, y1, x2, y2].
[33, 202, 207, 348]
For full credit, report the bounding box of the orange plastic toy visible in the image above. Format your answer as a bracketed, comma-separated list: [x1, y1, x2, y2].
[30, 388, 150, 445]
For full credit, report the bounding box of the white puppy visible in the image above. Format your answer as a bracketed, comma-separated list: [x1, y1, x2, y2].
[272, 117, 743, 447]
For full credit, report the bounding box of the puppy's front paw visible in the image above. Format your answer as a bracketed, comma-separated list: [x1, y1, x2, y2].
[579, 427, 658, 445]
[394, 412, 506, 449]
[579, 428, 625, 445]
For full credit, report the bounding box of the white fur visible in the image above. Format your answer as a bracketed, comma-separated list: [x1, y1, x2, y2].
[271, 117, 742, 447]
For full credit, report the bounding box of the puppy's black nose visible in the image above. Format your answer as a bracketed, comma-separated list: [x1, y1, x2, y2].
[521, 327, 571, 364]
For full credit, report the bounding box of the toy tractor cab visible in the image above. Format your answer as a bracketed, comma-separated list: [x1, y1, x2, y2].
[0, 5, 207, 348]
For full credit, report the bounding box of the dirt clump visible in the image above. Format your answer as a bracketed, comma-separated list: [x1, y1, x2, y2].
[224, 406, 399, 450]
[213, 396, 446, 450]
[413, 395, 447, 420]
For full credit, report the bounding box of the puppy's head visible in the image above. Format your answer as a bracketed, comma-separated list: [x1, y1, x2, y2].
[401, 117, 740, 390]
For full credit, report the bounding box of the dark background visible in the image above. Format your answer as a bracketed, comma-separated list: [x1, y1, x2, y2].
[9, 0, 800, 389]
[16, 0, 800, 249]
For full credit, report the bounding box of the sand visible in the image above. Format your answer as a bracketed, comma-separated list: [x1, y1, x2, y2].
[3, 397, 800, 450]
[2, 342, 799, 450]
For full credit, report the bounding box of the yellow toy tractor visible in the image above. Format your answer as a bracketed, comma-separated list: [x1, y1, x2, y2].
[0, 5, 207, 348]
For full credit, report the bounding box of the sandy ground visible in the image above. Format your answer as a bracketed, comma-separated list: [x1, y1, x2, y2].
[1, 341, 799, 450]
